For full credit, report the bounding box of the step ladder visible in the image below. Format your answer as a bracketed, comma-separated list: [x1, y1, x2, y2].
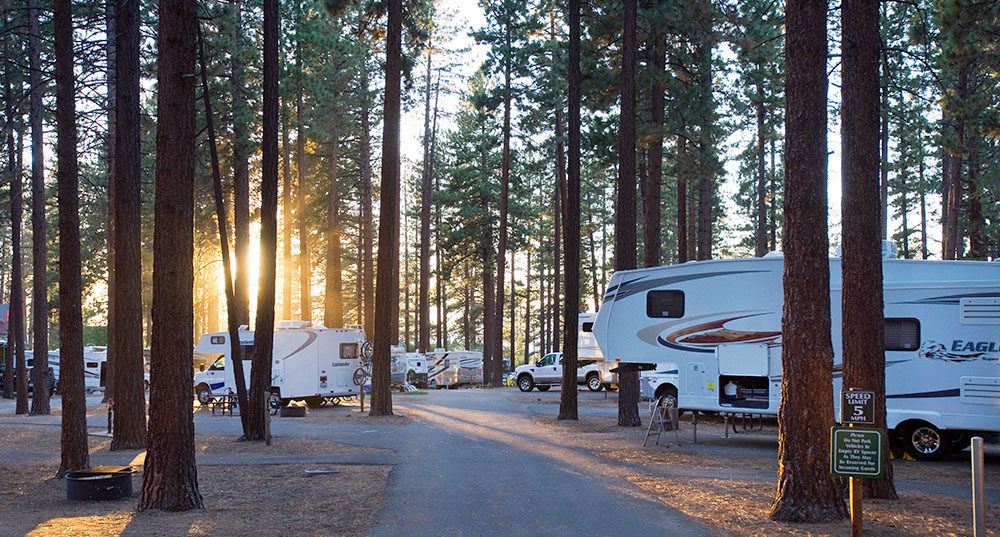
[643, 397, 680, 447]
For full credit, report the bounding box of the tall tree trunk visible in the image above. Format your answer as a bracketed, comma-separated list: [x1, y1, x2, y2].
[28, 0, 50, 415]
[403, 197, 410, 350]
[11, 119, 26, 412]
[559, 0, 581, 421]
[879, 36, 889, 240]
[644, 19, 665, 268]
[325, 131, 343, 327]
[770, 0, 846, 522]
[942, 67, 967, 260]
[676, 137, 687, 263]
[245, 0, 280, 442]
[481, 244, 496, 359]
[770, 137, 777, 250]
[463, 259, 470, 349]
[231, 0, 250, 326]
[281, 108, 293, 319]
[553, 109, 564, 353]
[53, 0, 89, 475]
[296, 44, 310, 323]
[418, 46, 433, 353]
[508, 252, 515, 371]
[431, 79, 444, 350]
[696, 147, 712, 260]
[139, 0, 202, 509]
[2, 24, 15, 400]
[110, 0, 147, 450]
[616, 0, 640, 428]
[523, 248, 531, 365]
[105, 0, 117, 396]
[371, 0, 402, 415]
[755, 92, 767, 257]
[198, 23, 250, 437]
[919, 157, 928, 259]
[840, 0, 896, 499]
[589, 212, 600, 310]
[492, 18, 513, 387]
[360, 67, 374, 338]
[966, 130, 982, 258]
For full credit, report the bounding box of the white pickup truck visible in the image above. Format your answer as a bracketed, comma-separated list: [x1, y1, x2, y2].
[514, 352, 605, 392]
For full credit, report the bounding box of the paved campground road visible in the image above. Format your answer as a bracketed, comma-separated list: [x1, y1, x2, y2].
[4, 388, 997, 536]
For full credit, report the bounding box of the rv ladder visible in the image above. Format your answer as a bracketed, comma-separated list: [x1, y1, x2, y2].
[643, 398, 680, 447]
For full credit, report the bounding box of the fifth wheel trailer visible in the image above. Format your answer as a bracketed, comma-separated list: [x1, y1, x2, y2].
[593, 254, 1000, 460]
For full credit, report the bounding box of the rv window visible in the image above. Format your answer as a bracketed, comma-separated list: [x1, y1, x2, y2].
[340, 343, 359, 359]
[646, 290, 685, 318]
[86, 362, 99, 369]
[210, 335, 225, 345]
[240, 344, 254, 359]
[209, 356, 225, 371]
[885, 318, 920, 351]
[582, 322, 594, 332]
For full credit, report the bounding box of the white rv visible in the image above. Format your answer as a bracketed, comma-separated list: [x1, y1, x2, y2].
[426, 350, 483, 389]
[594, 255, 1000, 460]
[389, 345, 408, 384]
[193, 322, 367, 407]
[405, 352, 428, 388]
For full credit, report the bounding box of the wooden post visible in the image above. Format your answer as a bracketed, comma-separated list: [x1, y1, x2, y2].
[849, 420, 862, 537]
[972, 436, 984, 537]
[360, 383, 365, 413]
[850, 475, 862, 537]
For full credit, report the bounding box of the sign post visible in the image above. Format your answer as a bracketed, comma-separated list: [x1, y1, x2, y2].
[832, 389, 882, 537]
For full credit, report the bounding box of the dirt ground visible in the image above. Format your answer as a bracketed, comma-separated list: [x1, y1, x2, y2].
[0, 425, 389, 537]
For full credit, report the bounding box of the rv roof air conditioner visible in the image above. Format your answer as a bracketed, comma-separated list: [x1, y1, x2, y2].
[763, 250, 783, 258]
[276, 320, 310, 330]
[832, 240, 898, 259]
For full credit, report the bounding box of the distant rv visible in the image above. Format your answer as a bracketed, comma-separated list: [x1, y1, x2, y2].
[426, 350, 483, 389]
[194, 321, 368, 407]
[594, 253, 1000, 460]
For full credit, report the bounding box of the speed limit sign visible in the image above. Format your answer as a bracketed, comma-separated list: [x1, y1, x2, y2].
[841, 389, 875, 425]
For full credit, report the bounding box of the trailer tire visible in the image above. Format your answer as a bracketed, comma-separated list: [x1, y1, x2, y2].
[517, 375, 534, 392]
[586, 374, 603, 392]
[429, 379, 438, 389]
[196, 384, 212, 405]
[903, 422, 948, 461]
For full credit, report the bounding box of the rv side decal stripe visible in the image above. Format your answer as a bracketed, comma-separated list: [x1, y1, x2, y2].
[657, 336, 714, 353]
[886, 389, 960, 399]
[613, 270, 768, 302]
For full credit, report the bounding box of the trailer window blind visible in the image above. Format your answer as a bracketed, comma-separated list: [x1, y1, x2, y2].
[646, 290, 685, 318]
[582, 322, 594, 332]
[884, 318, 919, 351]
[340, 343, 359, 359]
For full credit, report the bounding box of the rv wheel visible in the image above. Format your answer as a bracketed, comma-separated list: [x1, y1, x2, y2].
[586, 374, 602, 392]
[517, 375, 534, 392]
[904, 423, 947, 461]
[429, 380, 438, 390]
[268, 391, 282, 414]
[196, 384, 212, 405]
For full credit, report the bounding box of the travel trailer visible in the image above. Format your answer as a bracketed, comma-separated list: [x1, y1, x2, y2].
[594, 254, 1000, 460]
[193, 321, 367, 406]
[405, 352, 428, 388]
[389, 345, 408, 385]
[426, 350, 483, 389]
[26, 346, 117, 393]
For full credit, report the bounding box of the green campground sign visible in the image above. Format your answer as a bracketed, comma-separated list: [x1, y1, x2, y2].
[830, 426, 884, 478]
